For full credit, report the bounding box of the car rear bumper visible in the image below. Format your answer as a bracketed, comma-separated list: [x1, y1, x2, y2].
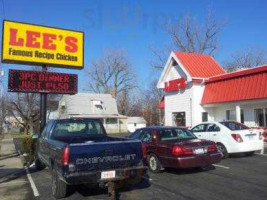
[227, 141, 264, 153]
[61, 166, 147, 185]
[163, 153, 222, 169]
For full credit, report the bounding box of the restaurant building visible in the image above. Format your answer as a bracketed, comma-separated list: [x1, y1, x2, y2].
[157, 51, 267, 129]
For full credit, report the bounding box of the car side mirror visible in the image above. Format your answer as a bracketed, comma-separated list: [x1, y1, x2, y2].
[32, 133, 40, 139]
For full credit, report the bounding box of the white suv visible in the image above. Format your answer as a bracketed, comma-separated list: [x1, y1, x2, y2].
[191, 121, 264, 158]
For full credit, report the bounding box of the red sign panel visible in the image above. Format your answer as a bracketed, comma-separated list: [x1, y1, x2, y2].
[8, 69, 78, 94]
[164, 78, 187, 92]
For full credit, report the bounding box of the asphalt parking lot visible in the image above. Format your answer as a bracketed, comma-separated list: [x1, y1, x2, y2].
[26, 152, 267, 200]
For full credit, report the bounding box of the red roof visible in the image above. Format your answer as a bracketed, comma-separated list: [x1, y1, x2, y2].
[202, 65, 267, 105]
[174, 51, 225, 78]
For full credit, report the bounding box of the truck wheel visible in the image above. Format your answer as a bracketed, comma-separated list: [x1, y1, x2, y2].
[217, 143, 229, 159]
[35, 157, 45, 171]
[148, 154, 161, 173]
[52, 168, 67, 199]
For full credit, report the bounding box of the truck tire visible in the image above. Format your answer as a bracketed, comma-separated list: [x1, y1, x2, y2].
[35, 157, 45, 171]
[148, 154, 161, 173]
[217, 143, 229, 159]
[52, 168, 67, 199]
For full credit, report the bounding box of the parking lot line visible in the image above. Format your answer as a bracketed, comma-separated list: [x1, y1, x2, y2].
[213, 164, 230, 169]
[25, 166, 40, 197]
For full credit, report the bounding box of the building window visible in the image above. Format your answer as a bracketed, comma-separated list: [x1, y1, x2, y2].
[202, 112, 208, 122]
[226, 110, 236, 121]
[173, 112, 186, 126]
[255, 109, 264, 127]
[241, 109, 244, 124]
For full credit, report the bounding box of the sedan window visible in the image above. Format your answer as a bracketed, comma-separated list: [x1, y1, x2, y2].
[220, 121, 249, 131]
[191, 124, 207, 132]
[160, 128, 196, 141]
[207, 124, 220, 132]
[139, 130, 152, 143]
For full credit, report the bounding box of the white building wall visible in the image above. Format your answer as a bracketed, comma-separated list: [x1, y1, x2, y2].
[192, 83, 206, 127]
[165, 65, 184, 81]
[165, 82, 193, 126]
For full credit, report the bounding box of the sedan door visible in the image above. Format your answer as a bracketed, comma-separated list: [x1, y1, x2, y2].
[191, 124, 209, 140]
[206, 123, 221, 143]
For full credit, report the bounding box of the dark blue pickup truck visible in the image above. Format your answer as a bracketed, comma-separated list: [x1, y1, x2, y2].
[33, 118, 147, 199]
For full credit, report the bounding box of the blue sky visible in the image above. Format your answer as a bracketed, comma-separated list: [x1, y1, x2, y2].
[0, 0, 267, 92]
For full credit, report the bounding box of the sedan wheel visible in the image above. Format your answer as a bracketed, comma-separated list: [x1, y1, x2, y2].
[148, 154, 161, 173]
[217, 143, 229, 159]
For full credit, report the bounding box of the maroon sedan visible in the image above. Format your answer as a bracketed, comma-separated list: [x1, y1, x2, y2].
[129, 126, 222, 173]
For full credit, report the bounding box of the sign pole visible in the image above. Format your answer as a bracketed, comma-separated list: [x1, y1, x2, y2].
[40, 65, 47, 132]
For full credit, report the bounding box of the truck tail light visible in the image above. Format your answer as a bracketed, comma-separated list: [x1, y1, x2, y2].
[262, 131, 267, 138]
[207, 143, 218, 153]
[172, 146, 193, 156]
[62, 146, 70, 166]
[141, 143, 147, 159]
[231, 134, 243, 143]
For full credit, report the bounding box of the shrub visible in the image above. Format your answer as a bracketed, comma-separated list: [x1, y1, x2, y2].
[22, 136, 34, 155]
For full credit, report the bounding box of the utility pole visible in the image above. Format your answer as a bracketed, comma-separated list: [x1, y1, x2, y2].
[40, 65, 47, 132]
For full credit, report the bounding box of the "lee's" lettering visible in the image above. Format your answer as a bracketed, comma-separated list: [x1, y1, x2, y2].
[9, 28, 78, 53]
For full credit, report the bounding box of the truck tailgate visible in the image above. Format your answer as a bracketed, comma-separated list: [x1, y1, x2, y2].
[69, 140, 143, 172]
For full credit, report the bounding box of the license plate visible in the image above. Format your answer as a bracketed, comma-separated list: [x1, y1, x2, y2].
[101, 171, 116, 179]
[194, 148, 204, 154]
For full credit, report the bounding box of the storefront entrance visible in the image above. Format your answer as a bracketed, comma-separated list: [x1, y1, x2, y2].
[172, 112, 186, 126]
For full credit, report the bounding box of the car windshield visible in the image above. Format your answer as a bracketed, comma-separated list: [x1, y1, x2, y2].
[159, 128, 196, 141]
[53, 120, 105, 138]
[220, 121, 250, 131]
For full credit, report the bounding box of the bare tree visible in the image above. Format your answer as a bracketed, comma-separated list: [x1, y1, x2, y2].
[117, 90, 143, 116]
[224, 48, 267, 72]
[86, 49, 136, 98]
[0, 94, 8, 134]
[7, 93, 40, 134]
[140, 80, 164, 126]
[0, 59, 7, 134]
[151, 11, 226, 70]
